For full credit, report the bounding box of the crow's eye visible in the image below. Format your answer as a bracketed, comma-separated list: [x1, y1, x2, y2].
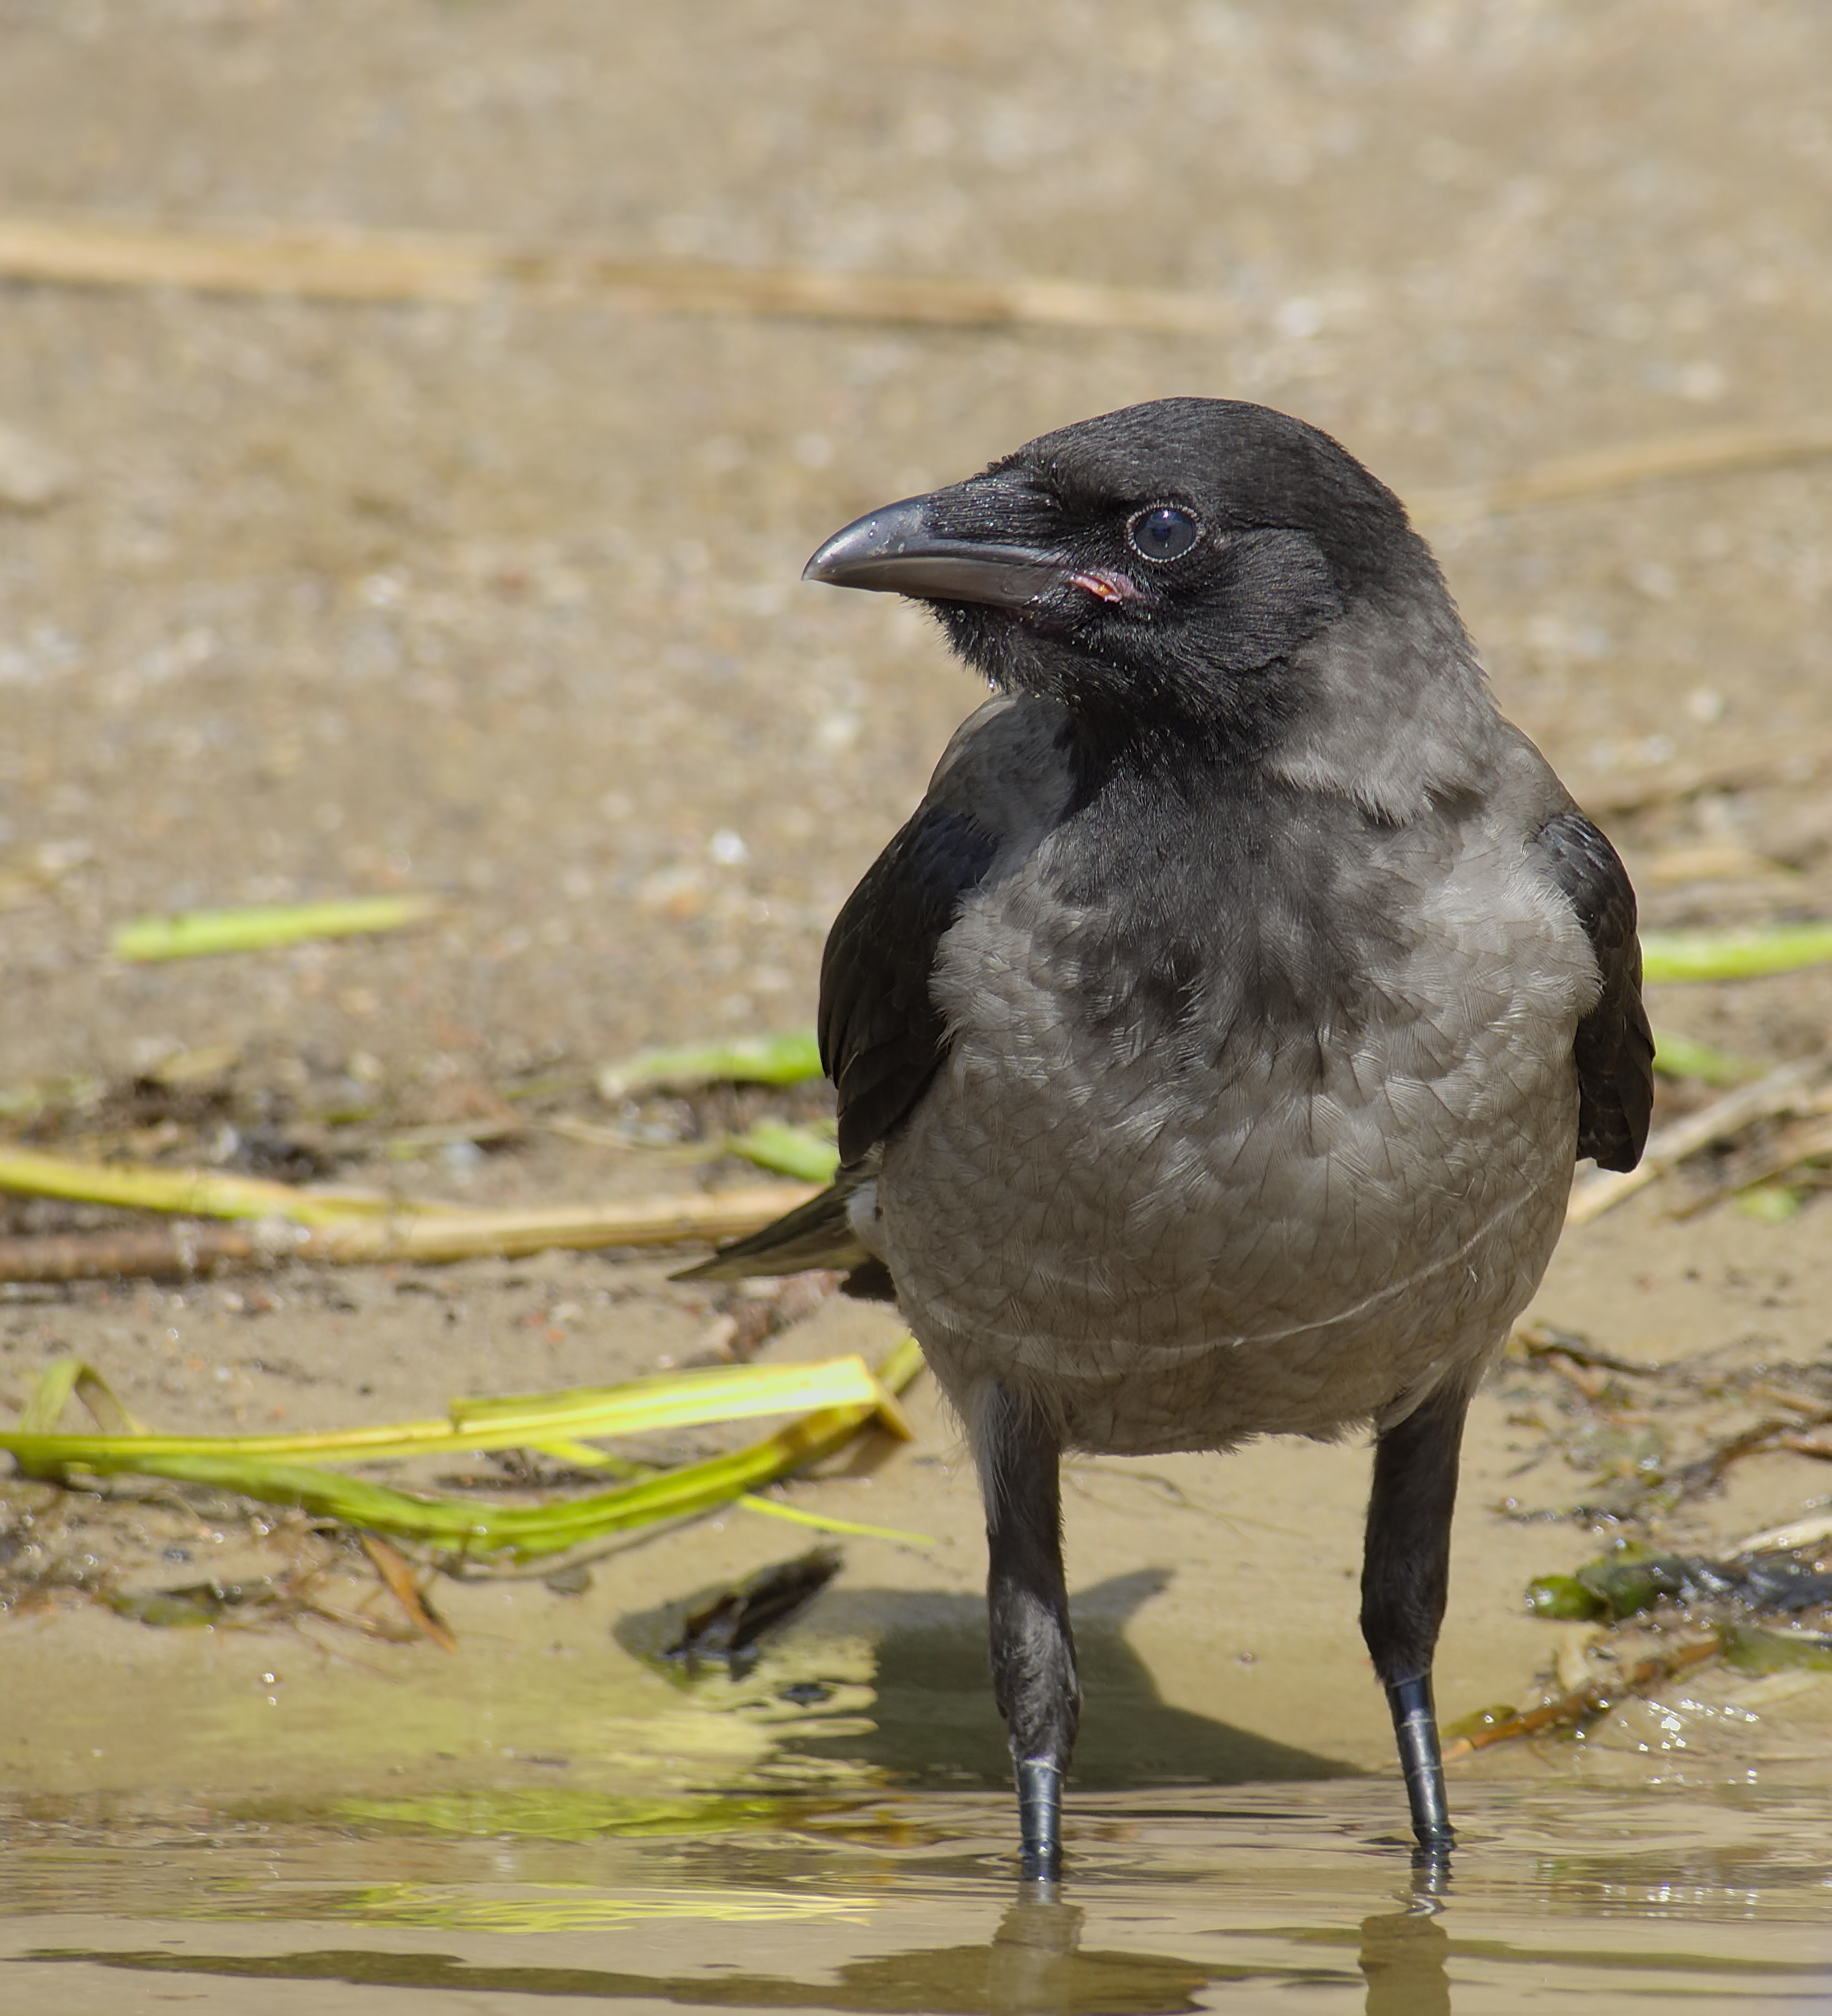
[1126, 505, 1202, 564]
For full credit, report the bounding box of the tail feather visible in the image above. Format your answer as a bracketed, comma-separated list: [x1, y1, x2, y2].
[670, 1178, 872, 1284]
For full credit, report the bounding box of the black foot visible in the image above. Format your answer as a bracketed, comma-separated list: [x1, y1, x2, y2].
[1387, 1675, 1455, 1857]
[1015, 1758, 1063, 1881]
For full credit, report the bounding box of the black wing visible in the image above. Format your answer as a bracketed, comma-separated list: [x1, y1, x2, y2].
[819, 803, 998, 1166]
[1535, 809, 1655, 1172]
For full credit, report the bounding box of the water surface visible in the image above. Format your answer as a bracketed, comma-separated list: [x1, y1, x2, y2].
[5, 1779, 1827, 2014]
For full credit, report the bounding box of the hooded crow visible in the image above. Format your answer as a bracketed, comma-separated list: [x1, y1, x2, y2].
[680, 398, 1652, 1878]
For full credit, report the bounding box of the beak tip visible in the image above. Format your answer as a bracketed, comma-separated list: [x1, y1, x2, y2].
[799, 491, 1064, 605]
[801, 506, 914, 593]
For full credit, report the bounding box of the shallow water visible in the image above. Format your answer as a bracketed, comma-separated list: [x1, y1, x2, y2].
[5, 1779, 1829, 2014]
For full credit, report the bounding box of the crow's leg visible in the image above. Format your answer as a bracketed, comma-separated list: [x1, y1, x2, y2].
[1360, 1379, 1471, 1861]
[977, 1383, 1079, 1883]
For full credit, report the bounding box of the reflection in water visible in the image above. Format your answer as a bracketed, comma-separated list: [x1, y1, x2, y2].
[30, 1924, 1326, 2011]
[986, 1896, 1087, 2015]
[1358, 1901, 1451, 2016]
[7, 1782, 1832, 2014]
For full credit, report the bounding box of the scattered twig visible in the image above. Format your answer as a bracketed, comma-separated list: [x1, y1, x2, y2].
[0, 211, 1249, 335]
[723, 1121, 840, 1184]
[0, 1142, 818, 1280]
[1669, 1112, 1832, 1219]
[1566, 1059, 1831, 1227]
[1411, 421, 1832, 527]
[359, 1534, 457, 1652]
[17, 1352, 145, 1434]
[1749, 1383, 1832, 1419]
[0, 1222, 287, 1282]
[1442, 1636, 1717, 1760]
[1, 1339, 925, 1563]
[0, 1146, 410, 1224]
[597, 1034, 823, 1101]
[1539, 1351, 1618, 1403]
[2, 208, 1829, 519]
[1775, 1425, 1832, 1461]
[1511, 1325, 1670, 1380]
[1566, 728, 1832, 818]
[111, 896, 438, 963]
[144, 1044, 242, 1087]
[1641, 922, 1832, 984]
[0, 1192, 835, 1280]
[372, 1118, 526, 1155]
[540, 1114, 703, 1158]
[1734, 1512, 1832, 1555]
[279, 1187, 828, 1266]
[1638, 843, 1795, 888]
[1669, 1419, 1815, 1497]
[6, 1350, 909, 1470]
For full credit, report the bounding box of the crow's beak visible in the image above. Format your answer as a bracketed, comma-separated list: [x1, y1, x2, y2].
[803, 493, 1066, 607]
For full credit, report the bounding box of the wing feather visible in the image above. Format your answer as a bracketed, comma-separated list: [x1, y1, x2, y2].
[819, 805, 999, 1164]
[1535, 809, 1654, 1172]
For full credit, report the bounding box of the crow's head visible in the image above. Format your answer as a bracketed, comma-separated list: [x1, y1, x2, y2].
[805, 398, 1462, 761]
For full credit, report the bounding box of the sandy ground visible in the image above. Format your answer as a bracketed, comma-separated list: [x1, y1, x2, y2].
[3, 0, 1832, 1823]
